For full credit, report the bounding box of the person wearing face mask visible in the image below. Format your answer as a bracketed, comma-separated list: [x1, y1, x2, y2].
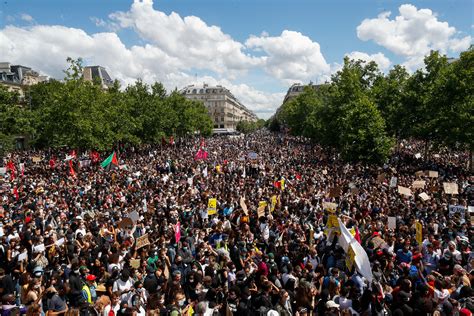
[275, 290, 292, 316]
[167, 290, 187, 316]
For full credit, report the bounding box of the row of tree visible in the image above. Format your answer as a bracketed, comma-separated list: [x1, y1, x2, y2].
[270, 48, 473, 164]
[0, 58, 213, 152]
[236, 119, 266, 134]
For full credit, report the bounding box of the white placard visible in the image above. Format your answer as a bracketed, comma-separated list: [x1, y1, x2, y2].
[388, 216, 396, 230]
[18, 252, 28, 262]
[419, 192, 430, 201]
[390, 177, 398, 188]
[55, 238, 65, 247]
[129, 210, 140, 224]
[33, 244, 45, 253]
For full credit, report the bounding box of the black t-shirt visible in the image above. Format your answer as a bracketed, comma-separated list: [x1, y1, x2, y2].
[0, 274, 15, 295]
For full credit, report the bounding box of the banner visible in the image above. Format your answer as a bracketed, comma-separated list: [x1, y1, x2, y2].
[327, 214, 339, 229]
[175, 222, 181, 243]
[208, 198, 217, 215]
[345, 244, 355, 270]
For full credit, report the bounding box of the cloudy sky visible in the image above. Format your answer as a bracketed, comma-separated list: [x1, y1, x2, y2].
[1, 0, 472, 118]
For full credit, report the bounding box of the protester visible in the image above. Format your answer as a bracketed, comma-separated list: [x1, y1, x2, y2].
[0, 130, 472, 315]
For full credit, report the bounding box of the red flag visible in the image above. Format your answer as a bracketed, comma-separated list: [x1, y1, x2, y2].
[273, 180, 281, 189]
[194, 148, 208, 160]
[6, 161, 15, 180]
[13, 186, 19, 200]
[90, 151, 100, 164]
[49, 157, 56, 169]
[354, 227, 361, 244]
[69, 160, 76, 177]
[296, 173, 302, 180]
[70, 150, 77, 159]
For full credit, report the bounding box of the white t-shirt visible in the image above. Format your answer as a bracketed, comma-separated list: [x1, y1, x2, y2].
[113, 278, 133, 293]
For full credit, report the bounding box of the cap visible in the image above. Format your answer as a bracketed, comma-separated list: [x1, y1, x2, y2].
[86, 274, 96, 281]
[326, 301, 339, 309]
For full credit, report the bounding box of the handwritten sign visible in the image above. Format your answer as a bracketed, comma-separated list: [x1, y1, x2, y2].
[208, 198, 217, 215]
[398, 186, 412, 197]
[118, 218, 134, 229]
[415, 171, 424, 178]
[443, 182, 458, 195]
[419, 192, 430, 201]
[390, 177, 398, 188]
[130, 259, 141, 269]
[129, 210, 140, 224]
[428, 171, 438, 178]
[32, 156, 42, 163]
[322, 169, 328, 175]
[240, 197, 248, 215]
[136, 234, 150, 249]
[412, 180, 426, 189]
[416, 221, 423, 246]
[388, 216, 396, 230]
[257, 205, 265, 218]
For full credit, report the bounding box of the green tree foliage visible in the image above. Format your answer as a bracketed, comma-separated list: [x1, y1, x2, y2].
[12, 57, 214, 151]
[236, 119, 266, 134]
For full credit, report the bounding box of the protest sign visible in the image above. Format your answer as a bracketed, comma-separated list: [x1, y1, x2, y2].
[18, 252, 28, 262]
[142, 199, 147, 213]
[0, 167, 6, 175]
[248, 152, 258, 159]
[415, 171, 424, 178]
[419, 192, 430, 201]
[240, 197, 249, 215]
[416, 221, 423, 246]
[448, 205, 466, 222]
[329, 187, 341, 198]
[428, 171, 438, 178]
[55, 238, 65, 247]
[398, 186, 412, 197]
[389, 177, 398, 188]
[208, 198, 217, 215]
[130, 259, 141, 269]
[371, 236, 385, 249]
[412, 180, 426, 189]
[443, 182, 458, 194]
[32, 156, 42, 163]
[388, 216, 396, 230]
[322, 169, 328, 175]
[415, 153, 421, 159]
[34, 244, 45, 253]
[129, 210, 140, 224]
[136, 234, 150, 249]
[257, 204, 265, 218]
[270, 195, 277, 212]
[118, 218, 134, 229]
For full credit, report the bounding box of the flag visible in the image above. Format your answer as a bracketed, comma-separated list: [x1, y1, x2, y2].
[49, 157, 56, 169]
[195, 148, 208, 160]
[242, 166, 246, 178]
[65, 150, 76, 161]
[90, 151, 100, 164]
[101, 152, 119, 170]
[68, 160, 76, 177]
[202, 166, 208, 177]
[13, 186, 19, 200]
[296, 173, 302, 180]
[354, 227, 361, 244]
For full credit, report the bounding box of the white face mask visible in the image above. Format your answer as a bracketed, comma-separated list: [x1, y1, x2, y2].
[178, 298, 186, 307]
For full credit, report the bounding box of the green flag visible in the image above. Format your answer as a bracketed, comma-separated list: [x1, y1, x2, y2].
[101, 152, 118, 169]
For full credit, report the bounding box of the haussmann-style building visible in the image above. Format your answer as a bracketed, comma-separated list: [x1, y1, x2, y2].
[180, 84, 257, 132]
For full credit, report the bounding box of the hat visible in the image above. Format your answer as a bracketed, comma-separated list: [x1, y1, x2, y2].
[268, 253, 274, 259]
[326, 301, 339, 309]
[86, 274, 96, 281]
[32, 266, 44, 277]
[95, 284, 106, 292]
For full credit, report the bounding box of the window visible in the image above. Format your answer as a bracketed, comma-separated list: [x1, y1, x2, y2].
[220, 124, 224, 128]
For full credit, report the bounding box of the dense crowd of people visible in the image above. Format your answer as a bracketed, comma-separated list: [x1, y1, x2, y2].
[0, 130, 472, 316]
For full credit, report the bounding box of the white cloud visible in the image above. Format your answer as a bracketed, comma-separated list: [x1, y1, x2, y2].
[109, 0, 263, 77]
[246, 30, 331, 83]
[20, 13, 34, 23]
[345, 51, 391, 72]
[357, 4, 471, 70]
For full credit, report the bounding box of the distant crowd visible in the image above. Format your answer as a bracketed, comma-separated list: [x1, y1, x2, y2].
[0, 130, 472, 316]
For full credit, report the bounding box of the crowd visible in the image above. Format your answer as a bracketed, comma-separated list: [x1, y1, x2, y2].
[0, 130, 472, 316]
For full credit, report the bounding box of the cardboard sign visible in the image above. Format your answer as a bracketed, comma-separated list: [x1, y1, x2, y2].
[443, 183, 458, 195]
[345, 244, 355, 270]
[415, 153, 422, 159]
[415, 171, 424, 178]
[372, 236, 385, 249]
[0, 167, 6, 175]
[428, 171, 438, 178]
[257, 205, 266, 218]
[329, 187, 341, 198]
[419, 192, 430, 201]
[389, 177, 398, 188]
[32, 156, 42, 163]
[448, 205, 466, 220]
[240, 197, 249, 215]
[322, 169, 328, 175]
[412, 180, 426, 189]
[135, 234, 150, 249]
[398, 186, 412, 196]
[416, 221, 423, 246]
[388, 216, 396, 230]
[130, 259, 141, 269]
[208, 198, 217, 215]
[118, 218, 134, 229]
[323, 202, 338, 212]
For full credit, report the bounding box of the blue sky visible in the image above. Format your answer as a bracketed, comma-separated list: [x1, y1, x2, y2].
[1, 0, 472, 117]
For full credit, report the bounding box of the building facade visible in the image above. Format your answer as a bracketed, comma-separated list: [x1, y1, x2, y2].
[0, 62, 47, 98]
[181, 84, 257, 130]
[82, 66, 114, 89]
[282, 82, 321, 104]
